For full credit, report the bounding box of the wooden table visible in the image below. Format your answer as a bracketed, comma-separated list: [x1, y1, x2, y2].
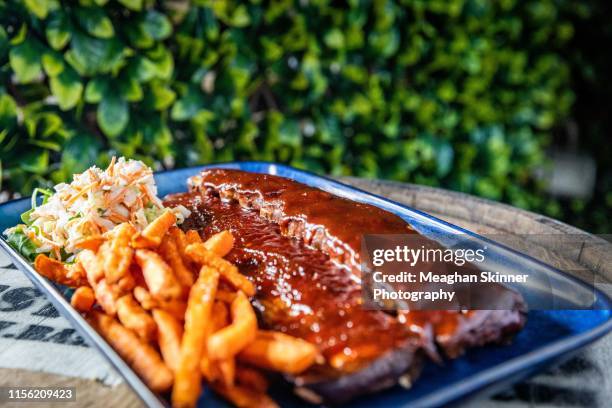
[1, 178, 610, 407]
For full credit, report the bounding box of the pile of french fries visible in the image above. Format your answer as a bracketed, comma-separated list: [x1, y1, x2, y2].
[34, 209, 319, 408]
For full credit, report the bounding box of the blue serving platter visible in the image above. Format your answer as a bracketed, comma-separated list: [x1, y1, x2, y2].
[0, 162, 610, 408]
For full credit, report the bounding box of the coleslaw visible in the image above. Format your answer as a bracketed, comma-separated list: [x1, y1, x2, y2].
[4, 157, 190, 260]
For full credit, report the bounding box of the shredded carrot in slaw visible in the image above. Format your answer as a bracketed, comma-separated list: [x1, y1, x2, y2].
[6, 157, 190, 259]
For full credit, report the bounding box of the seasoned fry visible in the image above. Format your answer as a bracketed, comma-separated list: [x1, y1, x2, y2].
[160, 300, 188, 321]
[159, 234, 194, 288]
[169, 227, 193, 266]
[34, 254, 88, 288]
[216, 289, 237, 304]
[116, 272, 136, 293]
[117, 294, 157, 342]
[132, 209, 176, 248]
[169, 227, 187, 254]
[73, 235, 105, 251]
[88, 311, 173, 393]
[133, 286, 156, 309]
[71, 286, 95, 312]
[203, 231, 234, 257]
[103, 222, 136, 284]
[235, 366, 269, 393]
[210, 301, 229, 329]
[78, 249, 104, 284]
[185, 243, 255, 296]
[212, 383, 278, 408]
[217, 358, 236, 387]
[201, 302, 230, 382]
[238, 331, 318, 374]
[172, 266, 219, 408]
[135, 249, 182, 300]
[207, 291, 257, 360]
[94, 279, 118, 316]
[134, 286, 187, 321]
[153, 309, 183, 372]
[185, 230, 202, 245]
[66, 261, 89, 287]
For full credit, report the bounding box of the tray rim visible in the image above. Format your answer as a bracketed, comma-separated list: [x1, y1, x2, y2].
[0, 161, 609, 408]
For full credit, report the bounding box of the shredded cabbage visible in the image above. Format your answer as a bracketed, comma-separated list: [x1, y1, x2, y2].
[4, 157, 190, 259]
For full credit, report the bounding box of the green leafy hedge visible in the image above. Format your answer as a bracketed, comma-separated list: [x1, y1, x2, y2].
[0, 0, 575, 215]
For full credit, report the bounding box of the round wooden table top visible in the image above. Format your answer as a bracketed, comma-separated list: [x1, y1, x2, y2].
[1, 178, 610, 408]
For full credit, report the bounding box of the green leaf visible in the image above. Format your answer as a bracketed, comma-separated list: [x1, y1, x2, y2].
[120, 77, 144, 102]
[118, 0, 143, 11]
[24, 0, 59, 19]
[38, 112, 63, 138]
[41, 51, 64, 76]
[230, 5, 251, 27]
[49, 68, 83, 110]
[84, 77, 108, 103]
[170, 87, 203, 121]
[67, 31, 125, 75]
[125, 23, 155, 49]
[45, 12, 71, 50]
[129, 56, 158, 82]
[9, 39, 42, 83]
[76, 7, 115, 39]
[10, 24, 27, 45]
[0, 94, 18, 131]
[147, 46, 174, 79]
[324, 28, 345, 49]
[148, 81, 176, 110]
[5, 226, 39, 262]
[142, 10, 172, 40]
[60, 133, 101, 177]
[97, 95, 129, 137]
[21, 150, 49, 173]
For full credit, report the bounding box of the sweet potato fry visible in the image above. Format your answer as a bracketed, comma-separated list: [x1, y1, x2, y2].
[103, 223, 136, 284]
[66, 262, 89, 287]
[135, 249, 182, 300]
[94, 279, 118, 316]
[185, 243, 255, 296]
[159, 234, 194, 288]
[212, 383, 278, 408]
[169, 227, 187, 253]
[78, 249, 104, 285]
[203, 230, 234, 257]
[153, 309, 183, 372]
[217, 358, 236, 387]
[74, 235, 105, 251]
[160, 300, 188, 321]
[132, 209, 176, 248]
[71, 286, 95, 312]
[116, 272, 136, 293]
[185, 229, 202, 245]
[134, 286, 187, 320]
[87, 311, 173, 393]
[34, 254, 88, 288]
[216, 289, 237, 304]
[117, 294, 157, 342]
[235, 366, 269, 393]
[238, 331, 318, 374]
[201, 302, 230, 381]
[133, 286, 156, 309]
[172, 266, 219, 408]
[207, 291, 257, 360]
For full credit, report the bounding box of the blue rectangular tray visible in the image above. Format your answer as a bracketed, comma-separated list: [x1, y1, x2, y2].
[0, 162, 610, 408]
